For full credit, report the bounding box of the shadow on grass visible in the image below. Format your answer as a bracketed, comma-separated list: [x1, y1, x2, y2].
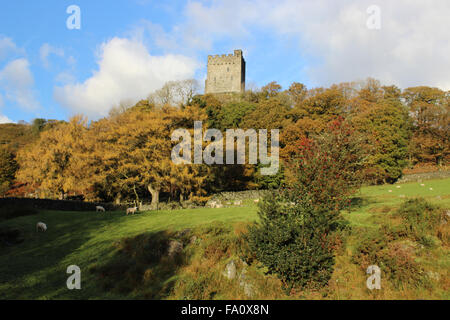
[0, 226, 24, 247]
[348, 197, 371, 210]
[0, 211, 126, 299]
[89, 230, 187, 299]
[0, 204, 39, 222]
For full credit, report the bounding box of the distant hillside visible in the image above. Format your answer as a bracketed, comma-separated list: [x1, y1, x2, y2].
[0, 123, 35, 152]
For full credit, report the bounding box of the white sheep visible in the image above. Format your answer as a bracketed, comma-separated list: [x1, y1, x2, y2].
[36, 222, 47, 232]
[234, 200, 242, 206]
[96, 206, 106, 212]
[254, 199, 260, 203]
[209, 200, 218, 208]
[126, 207, 138, 215]
[209, 200, 224, 208]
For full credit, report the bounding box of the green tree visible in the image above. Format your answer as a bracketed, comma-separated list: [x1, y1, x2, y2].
[350, 86, 411, 183]
[247, 118, 364, 291]
[31, 118, 47, 135]
[402, 86, 449, 166]
[0, 148, 18, 195]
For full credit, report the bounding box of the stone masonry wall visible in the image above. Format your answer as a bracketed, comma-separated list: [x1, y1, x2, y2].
[205, 49, 245, 94]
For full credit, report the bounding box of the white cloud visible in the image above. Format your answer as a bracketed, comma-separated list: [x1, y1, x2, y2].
[40, 43, 65, 68]
[55, 71, 76, 84]
[54, 37, 199, 119]
[0, 36, 22, 61]
[155, 0, 450, 90]
[0, 58, 41, 110]
[67, 55, 76, 66]
[0, 114, 14, 124]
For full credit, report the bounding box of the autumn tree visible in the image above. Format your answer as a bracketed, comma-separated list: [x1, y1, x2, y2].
[261, 81, 282, 98]
[91, 104, 208, 207]
[280, 85, 346, 159]
[0, 148, 18, 195]
[292, 86, 345, 124]
[16, 117, 89, 199]
[350, 93, 410, 183]
[286, 82, 307, 107]
[241, 95, 292, 130]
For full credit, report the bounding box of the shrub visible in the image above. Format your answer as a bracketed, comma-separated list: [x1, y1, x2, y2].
[395, 198, 444, 243]
[197, 223, 241, 262]
[246, 192, 336, 291]
[352, 225, 427, 288]
[378, 242, 426, 288]
[92, 230, 186, 298]
[352, 228, 389, 270]
[175, 273, 217, 300]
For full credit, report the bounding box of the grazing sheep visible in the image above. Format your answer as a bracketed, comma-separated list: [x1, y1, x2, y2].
[96, 206, 105, 212]
[254, 199, 260, 203]
[209, 200, 218, 208]
[420, 184, 425, 187]
[396, 186, 401, 189]
[209, 200, 224, 208]
[36, 222, 47, 232]
[429, 188, 433, 191]
[388, 190, 393, 193]
[126, 207, 138, 215]
[234, 200, 242, 206]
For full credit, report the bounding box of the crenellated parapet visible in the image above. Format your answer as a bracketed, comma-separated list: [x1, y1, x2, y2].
[207, 50, 243, 65]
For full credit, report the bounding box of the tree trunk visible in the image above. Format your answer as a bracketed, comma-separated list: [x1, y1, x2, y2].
[132, 183, 140, 205]
[115, 193, 122, 205]
[148, 184, 160, 210]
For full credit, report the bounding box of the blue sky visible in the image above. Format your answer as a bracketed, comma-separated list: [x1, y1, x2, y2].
[0, 0, 449, 123]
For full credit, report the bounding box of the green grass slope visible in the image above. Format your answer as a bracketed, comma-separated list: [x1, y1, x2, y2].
[0, 178, 448, 300]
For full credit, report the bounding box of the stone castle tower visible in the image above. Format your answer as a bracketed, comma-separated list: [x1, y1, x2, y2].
[205, 49, 245, 94]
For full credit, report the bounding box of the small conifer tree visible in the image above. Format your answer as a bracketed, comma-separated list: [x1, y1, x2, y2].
[247, 118, 364, 291]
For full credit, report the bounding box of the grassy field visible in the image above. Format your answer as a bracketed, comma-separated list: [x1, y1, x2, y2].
[0, 178, 449, 300]
[344, 178, 450, 227]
